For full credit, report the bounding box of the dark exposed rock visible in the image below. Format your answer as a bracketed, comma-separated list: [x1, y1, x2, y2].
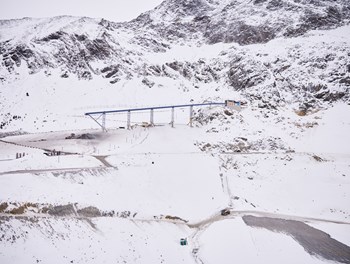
[197, 136, 290, 153]
[48, 204, 75, 216]
[165, 215, 188, 223]
[284, 6, 345, 37]
[205, 22, 276, 45]
[220, 208, 230, 216]
[77, 206, 102, 217]
[81, 71, 92, 80]
[166, 61, 182, 71]
[315, 90, 330, 99]
[85, 38, 112, 60]
[60, 71, 69, 78]
[254, 0, 268, 4]
[312, 155, 324, 162]
[131, 36, 170, 53]
[65, 133, 96, 139]
[142, 78, 155, 88]
[340, 77, 350, 86]
[323, 91, 346, 102]
[163, 60, 219, 83]
[2, 45, 34, 69]
[77, 133, 95, 139]
[99, 18, 119, 30]
[14, 45, 34, 59]
[41, 31, 66, 41]
[227, 55, 270, 90]
[193, 15, 210, 22]
[74, 34, 87, 42]
[266, 0, 284, 10]
[109, 78, 120, 84]
[224, 109, 233, 116]
[119, 211, 131, 218]
[0, 203, 8, 213]
[148, 65, 162, 76]
[102, 65, 120, 78]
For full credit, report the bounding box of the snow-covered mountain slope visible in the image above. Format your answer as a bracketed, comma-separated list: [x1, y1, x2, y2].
[0, 0, 349, 129]
[0, 21, 349, 132]
[1, 0, 350, 264]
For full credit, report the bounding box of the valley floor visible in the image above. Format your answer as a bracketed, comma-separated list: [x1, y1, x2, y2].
[1, 106, 350, 264]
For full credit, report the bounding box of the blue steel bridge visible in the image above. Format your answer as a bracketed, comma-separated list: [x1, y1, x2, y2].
[85, 100, 240, 131]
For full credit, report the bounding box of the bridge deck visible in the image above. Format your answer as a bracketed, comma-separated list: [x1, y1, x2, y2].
[84, 101, 238, 131]
[85, 102, 225, 116]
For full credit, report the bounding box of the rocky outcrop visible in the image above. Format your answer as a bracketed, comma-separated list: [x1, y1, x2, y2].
[131, 0, 350, 45]
[227, 54, 270, 90]
[0, 0, 349, 110]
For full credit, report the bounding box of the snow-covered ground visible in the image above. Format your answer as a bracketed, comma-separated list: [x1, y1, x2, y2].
[1, 10, 350, 264]
[1, 101, 350, 263]
[1, 217, 194, 264]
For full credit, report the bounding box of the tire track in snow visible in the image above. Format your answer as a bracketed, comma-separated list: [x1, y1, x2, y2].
[92, 155, 114, 167]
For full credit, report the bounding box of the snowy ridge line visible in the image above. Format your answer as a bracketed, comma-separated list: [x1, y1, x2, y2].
[0, 158, 13, 162]
[0, 139, 45, 151]
[1, 209, 349, 227]
[0, 213, 190, 226]
[0, 125, 163, 137]
[0, 166, 111, 176]
[1, 128, 96, 137]
[0, 139, 80, 155]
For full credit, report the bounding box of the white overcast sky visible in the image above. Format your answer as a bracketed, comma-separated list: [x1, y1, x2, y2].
[0, 0, 164, 22]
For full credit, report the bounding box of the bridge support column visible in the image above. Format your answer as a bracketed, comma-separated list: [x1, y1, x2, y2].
[150, 109, 154, 126]
[189, 105, 193, 127]
[102, 113, 106, 132]
[127, 111, 131, 130]
[171, 107, 175, 128]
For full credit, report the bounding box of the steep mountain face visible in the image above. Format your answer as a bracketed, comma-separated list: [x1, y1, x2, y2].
[132, 0, 350, 44]
[0, 0, 350, 131]
[0, 17, 148, 83]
